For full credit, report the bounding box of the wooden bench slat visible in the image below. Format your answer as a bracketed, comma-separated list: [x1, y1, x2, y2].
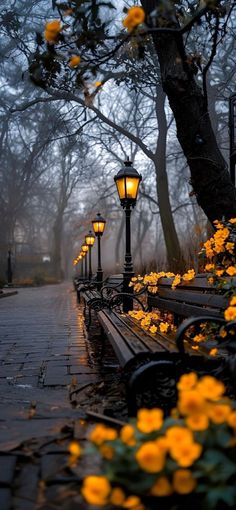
[157, 275, 236, 290]
[148, 296, 223, 318]
[157, 288, 227, 309]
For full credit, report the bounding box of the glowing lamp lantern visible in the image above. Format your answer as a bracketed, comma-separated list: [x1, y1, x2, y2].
[114, 158, 142, 208]
[92, 213, 106, 288]
[92, 213, 106, 236]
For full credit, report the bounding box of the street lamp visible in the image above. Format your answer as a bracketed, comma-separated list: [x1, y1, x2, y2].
[229, 93, 236, 186]
[81, 244, 89, 279]
[85, 230, 95, 280]
[114, 158, 142, 312]
[92, 212, 106, 289]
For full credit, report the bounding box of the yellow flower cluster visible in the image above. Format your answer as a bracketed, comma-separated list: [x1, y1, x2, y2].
[129, 269, 195, 294]
[122, 6, 145, 31]
[128, 310, 173, 336]
[44, 19, 61, 43]
[202, 219, 236, 287]
[224, 295, 236, 321]
[76, 373, 236, 507]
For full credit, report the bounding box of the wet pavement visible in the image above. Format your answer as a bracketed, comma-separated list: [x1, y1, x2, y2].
[0, 283, 125, 510]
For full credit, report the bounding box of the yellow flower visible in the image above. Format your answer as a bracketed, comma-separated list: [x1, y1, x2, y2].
[226, 266, 236, 276]
[159, 322, 169, 333]
[209, 348, 218, 357]
[227, 411, 236, 428]
[205, 263, 215, 271]
[224, 306, 236, 321]
[193, 333, 205, 343]
[95, 81, 102, 87]
[69, 55, 81, 68]
[173, 469, 197, 494]
[182, 269, 195, 282]
[150, 476, 173, 496]
[44, 19, 61, 43]
[170, 441, 202, 467]
[137, 408, 163, 433]
[110, 487, 126, 506]
[230, 296, 236, 305]
[220, 328, 227, 338]
[197, 376, 225, 400]
[178, 390, 206, 416]
[149, 324, 157, 334]
[177, 372, 198, 392]
[186, 413, 209, 431]
[226, 242, 235, 253]
[192, 345, 199, 351]
[68, 440, 81, 457]
[229, 218, 236, 223]
[166, 426, 193, 446]
[135, 441, 165, 473]
[81, 476, 111, 506]
[172, 274, 181, 289]
[208, 404, 232, 424]
[89, 424, 118, 445]
[123, 495, 143, 508]
[99, 444, 114, 459]
[123, 6, 145, 31]
[208, 276, 214, 285]
[120, 424, 136, 446]
[216, 269, 224, 277]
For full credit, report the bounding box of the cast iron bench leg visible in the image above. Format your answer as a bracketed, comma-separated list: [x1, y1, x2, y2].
[127, 360, 178, 416]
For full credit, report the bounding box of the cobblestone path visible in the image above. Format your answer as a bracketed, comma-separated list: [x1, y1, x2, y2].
[0, 283, 123, 510]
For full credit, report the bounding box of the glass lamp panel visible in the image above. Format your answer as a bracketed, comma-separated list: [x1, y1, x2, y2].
[116, 176, 140, 201]
[85, 234, 95, 246]
[125, 176, 140, 200]
[92, 221, 105, 234]
[82, 245, 89, 252]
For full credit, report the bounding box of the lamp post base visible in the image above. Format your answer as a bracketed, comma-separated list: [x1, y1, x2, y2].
[123, 271, 134, 313]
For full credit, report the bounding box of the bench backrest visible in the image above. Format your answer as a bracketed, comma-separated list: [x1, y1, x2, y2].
[147, 274, 233, 319]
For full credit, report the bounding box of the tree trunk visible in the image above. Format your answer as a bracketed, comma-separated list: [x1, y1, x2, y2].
[142, 0, 236, 222]
[52, 214, 63, 280]
[154, 85, 183, 271]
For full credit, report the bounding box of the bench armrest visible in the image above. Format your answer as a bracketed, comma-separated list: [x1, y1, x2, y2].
[175, 316, 227, 354]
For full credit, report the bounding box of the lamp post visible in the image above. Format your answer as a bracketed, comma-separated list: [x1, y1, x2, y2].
[79, 252, 84, 278]
[92, 212, 106, 290]
[229, 93, 236, 186]
[81, 244, 89, 279]
[85, 230, 95, 280]
[114, 158, 142, 312]
[7, 249, 13, 286]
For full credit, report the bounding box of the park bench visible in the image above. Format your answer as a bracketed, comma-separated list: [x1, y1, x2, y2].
[75, 274, 123, 325]
[92, 274, 236, 415]
[147, 273, 229, 322]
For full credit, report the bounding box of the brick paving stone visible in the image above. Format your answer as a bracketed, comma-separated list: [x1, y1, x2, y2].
[0, 455, 17, 485]
[13, 464, 39, 510]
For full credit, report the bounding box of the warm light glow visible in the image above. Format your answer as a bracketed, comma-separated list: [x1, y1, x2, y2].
[81, 244, 89, 253]
[92, 213, 106, 236]
[116, 176, 140, 202]
[114, 159, 142, 206]
[85, 231, 95, 246]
